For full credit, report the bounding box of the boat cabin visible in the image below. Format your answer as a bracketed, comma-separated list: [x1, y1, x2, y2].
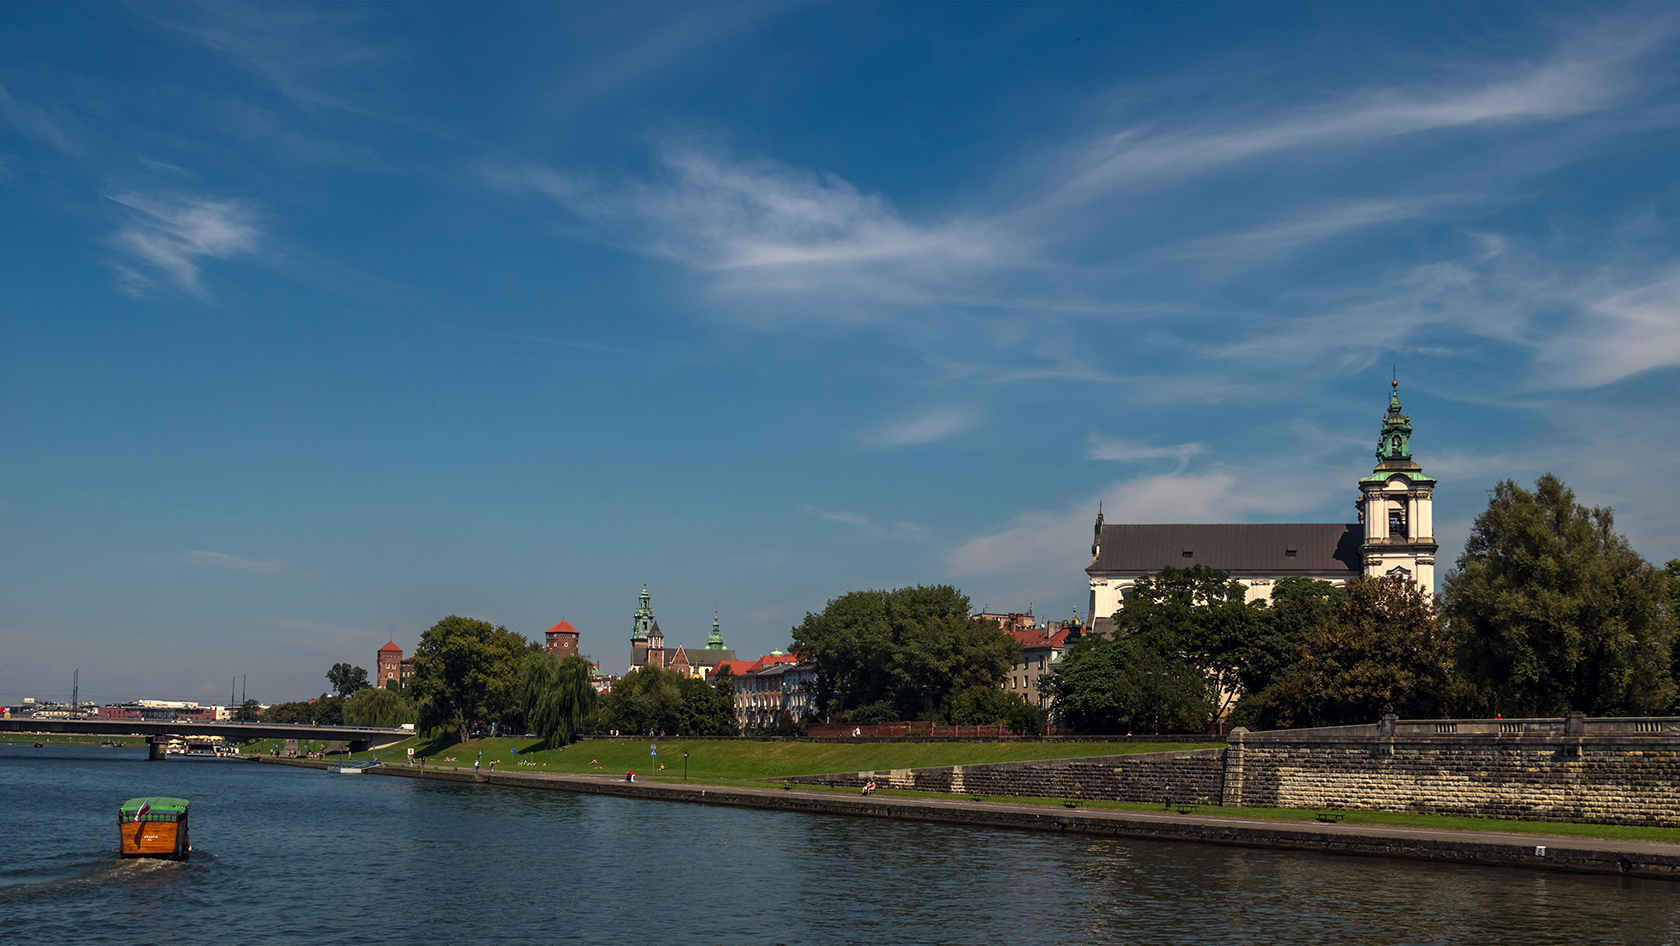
[118, 797, 190, 859]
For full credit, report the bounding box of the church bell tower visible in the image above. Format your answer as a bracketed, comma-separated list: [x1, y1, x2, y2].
[1355, 381, 1438, 593]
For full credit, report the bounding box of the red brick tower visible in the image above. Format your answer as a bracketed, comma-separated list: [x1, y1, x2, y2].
[377, 641, 404, 687]
[545, 620, 580, 660]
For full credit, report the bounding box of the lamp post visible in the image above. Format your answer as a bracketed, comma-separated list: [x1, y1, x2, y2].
[684, 751, 689, 782]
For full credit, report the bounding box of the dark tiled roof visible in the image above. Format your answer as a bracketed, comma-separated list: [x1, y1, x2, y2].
[1088, 523, 1362, 576]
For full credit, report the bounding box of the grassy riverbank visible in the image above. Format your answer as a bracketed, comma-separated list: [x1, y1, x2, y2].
[323, 735, 1680, 845]
[0, 732, 146, 746]
[360, 736, 1212, 781]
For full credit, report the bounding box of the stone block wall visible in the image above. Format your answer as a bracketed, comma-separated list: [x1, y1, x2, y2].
[780, 715, 1680, 827]
[1228, 715, 1680, 826]
[779, 748, 1226, 804]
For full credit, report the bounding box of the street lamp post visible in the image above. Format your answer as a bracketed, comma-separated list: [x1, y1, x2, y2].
[684, 751, 689, 782]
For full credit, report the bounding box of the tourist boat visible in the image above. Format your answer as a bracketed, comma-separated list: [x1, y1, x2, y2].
[118, 797, 190, 859]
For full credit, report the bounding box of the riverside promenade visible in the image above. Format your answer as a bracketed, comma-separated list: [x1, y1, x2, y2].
[258, 757, 1680, 880]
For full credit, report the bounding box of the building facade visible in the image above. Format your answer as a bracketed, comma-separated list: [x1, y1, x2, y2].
[1086, 383, 1437, 632]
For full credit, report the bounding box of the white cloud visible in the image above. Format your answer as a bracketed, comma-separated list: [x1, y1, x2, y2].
[1047, 33, 1645, 205]
[1087, 435, 1204, 472]
[804, 506, 929, 542]
[185, 550, 285, 576]
[486, 145, 1016, 316]
[1544, 268, 1680, 388]
[106, 192, 261, 297]
[866, 407, 977, 447]
[0, 84, 77, 154]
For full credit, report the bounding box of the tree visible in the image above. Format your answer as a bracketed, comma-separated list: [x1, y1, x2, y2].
[409, 615, 537, 744]
[945, 685, 1046, 735]
[601, 665, 685, 735]
[1243, 578, 1349, 695]
[1044, 621, 1216, 734]
[1444, 475, 1677, 717]
[1263, 574, 1454, 727]
[520, 653, 596, 747]
[677, 674, 738, 736]
[791, 585, 1020, 722]
[326, 663, 370, 699]
[235, 699, 261, 721]
[1116, 565, 1261, 719]
[344, 685, 416, 728]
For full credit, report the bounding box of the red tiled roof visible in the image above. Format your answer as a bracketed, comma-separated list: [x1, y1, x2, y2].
[378, 641, 403, 653]
[546, 620, 579, 636]
[1007, 627, 1070, 648]
[708, 659, 762, 678]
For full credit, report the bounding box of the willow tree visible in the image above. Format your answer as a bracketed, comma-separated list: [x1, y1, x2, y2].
[520, 652, 596, 747]
[344, 685, 416, 728]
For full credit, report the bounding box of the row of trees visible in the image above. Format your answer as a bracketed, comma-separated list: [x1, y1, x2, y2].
[1049, 475, 1680, 732]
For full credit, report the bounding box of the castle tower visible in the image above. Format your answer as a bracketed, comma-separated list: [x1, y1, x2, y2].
[706, 611, 726, 650]
[1356, 380, 1438, 593]
[545, 620, 580, 660]
[630, 585, 663, 669]
[377, 641, 403, 688]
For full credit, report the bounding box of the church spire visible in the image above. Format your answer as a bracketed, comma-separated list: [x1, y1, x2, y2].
[706, 610, 726, 650]
[1373, 379, 1418, 470]
[631, 584, 656, 642]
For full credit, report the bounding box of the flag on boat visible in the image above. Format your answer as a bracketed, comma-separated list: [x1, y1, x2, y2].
[131, 801, 150, 823]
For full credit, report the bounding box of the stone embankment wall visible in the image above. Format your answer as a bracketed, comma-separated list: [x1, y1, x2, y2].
[782, 714, 1680, 827]
[780, 748, 1227, 804]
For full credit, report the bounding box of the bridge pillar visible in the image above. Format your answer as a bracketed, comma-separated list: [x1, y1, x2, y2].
[147, 737, 168, 761]
[348, 739, 373, 753]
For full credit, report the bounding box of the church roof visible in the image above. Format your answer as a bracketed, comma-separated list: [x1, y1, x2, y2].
[378, 641, 403, 653]
[546, 620, 579, 636]
[1088, 523, 1362, 576]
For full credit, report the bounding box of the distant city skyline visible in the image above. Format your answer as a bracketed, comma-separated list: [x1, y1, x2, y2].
[4, 4, 1679, 703]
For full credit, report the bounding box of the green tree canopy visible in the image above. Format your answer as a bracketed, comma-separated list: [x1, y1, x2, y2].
[520, 652, 597, 747]
[344, 684, 416, 728]
[1444, 475, 1676, 717]
[1242, 577, 1349, 695]
[1115, 566, 1260, 718]
[1263, 574, 1454, 728]
[791, 584, 1019, 723]
[945, 685, 1046, 735]
[325, 663, 370, 699]
[1044, 619, 1216, 734]
[601, 664, 686, 736]
[409, 615, 538, 743]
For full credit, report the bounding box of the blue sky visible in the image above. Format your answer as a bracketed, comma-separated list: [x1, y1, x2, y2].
[4, 3, 1679, 704]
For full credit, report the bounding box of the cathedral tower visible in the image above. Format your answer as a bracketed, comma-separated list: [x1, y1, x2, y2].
[1355, 381, 1438, 593]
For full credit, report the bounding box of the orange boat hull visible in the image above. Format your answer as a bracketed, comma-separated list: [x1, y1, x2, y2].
[120, 819, 188, 858]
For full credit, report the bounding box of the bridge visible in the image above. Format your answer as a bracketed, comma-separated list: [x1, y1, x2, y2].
[0, 717, 413, 759]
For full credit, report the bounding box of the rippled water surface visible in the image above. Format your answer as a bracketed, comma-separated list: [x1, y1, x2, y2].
[4, 743, 1680, 944]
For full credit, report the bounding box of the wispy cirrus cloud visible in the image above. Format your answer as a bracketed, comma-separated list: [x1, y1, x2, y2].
[105, 192, 261, 298]
[485, 145, 1016, 315]
[149, 4, 386, 110]
[185, 550, 285, 576]
[0, 84, 79, 155]
[1087, 435, 1203, 472]
[865, 406, 978, 447]
[804, 506, 929, 542]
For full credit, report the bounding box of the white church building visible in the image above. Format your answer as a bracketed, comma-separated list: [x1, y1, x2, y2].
[1086, 382, 1437, 633]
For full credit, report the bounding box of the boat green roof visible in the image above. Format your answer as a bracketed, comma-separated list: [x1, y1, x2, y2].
[119, 797, 190, 814]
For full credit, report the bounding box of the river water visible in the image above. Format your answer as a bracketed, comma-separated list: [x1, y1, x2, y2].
[4, 744, 1680, 944]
